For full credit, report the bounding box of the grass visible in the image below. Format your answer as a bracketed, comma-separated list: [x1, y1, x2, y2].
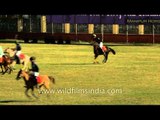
[0, 42, 160, 105]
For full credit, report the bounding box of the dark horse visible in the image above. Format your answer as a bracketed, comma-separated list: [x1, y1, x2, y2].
[92, 42, 116, 63]
[16, 69, 55, 99]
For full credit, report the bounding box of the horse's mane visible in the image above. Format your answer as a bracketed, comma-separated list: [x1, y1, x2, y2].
[5, 47, 15, 51]
[4, 47, 9, 52]
[4, 47, 14, 52]
[4, 47, 15, 58]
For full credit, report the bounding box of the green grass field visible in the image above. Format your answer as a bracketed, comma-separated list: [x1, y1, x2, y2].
[0, 42, 160, 105]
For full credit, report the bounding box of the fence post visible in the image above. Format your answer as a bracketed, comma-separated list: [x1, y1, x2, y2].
[152, 24, 155, 44]
[126, 24, 128, 43]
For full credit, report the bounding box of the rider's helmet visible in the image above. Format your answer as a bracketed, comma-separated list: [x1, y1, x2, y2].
[92, 34, 96, 38]
[30, 56, 36, 61]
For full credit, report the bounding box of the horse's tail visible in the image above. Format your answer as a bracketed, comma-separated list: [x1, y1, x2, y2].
[48, 76, 55, 84]
[109, 47, 116, 55]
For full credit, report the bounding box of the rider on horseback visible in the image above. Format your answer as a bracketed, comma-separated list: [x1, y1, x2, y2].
[92, 34, 106, 55]
[15, 41, 22, 64]
[29, 56, 40, 88]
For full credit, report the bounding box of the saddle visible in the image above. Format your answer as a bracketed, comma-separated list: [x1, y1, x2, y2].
[16, 53, 25, 64]
[0, 57, 3, 63]
[19, 53, 25, 59]
[29, 74, 42, 84]
[102, 46, 108, 52]
[36, 76, 42, 83]
[0, 56, 6, 63]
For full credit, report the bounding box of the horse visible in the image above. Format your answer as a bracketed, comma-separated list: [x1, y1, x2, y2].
[0, 54, 13, 74]
[4, 47, 30, 71]
[4, 47, 20, 65]
[92, 42, 116, 63]
[16, 69, 55, 99]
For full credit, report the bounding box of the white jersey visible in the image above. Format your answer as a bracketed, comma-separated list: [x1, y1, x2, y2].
[16, 50, 21, 57]
[99, 42, 103, 49]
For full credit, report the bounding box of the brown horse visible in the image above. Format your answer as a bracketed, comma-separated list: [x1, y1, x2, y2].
[0, 55, 13, 74]
[16, 69, 55, 99]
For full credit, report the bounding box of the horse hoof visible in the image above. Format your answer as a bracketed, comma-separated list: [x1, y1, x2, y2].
[26, 96, 32, 99]
[93, 62, 99, 64]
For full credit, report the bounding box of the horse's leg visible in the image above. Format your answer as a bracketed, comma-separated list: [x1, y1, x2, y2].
[8, 65, 13, 74]
[0, 65, 3, 74]
[37, 84, 45, 94]
[5, 65, 10, 74]
[2, 68, 7, 75]
[2, 65, 8, 75]
[3, 64, 12, 75]
[93, 45, 99, 64]
[103, 52, 109, 63]
[44, 82, 50, 91]
[43, 81, 51, 98]
[93, 54, 99, 64]
[11, 61, 16, 70]
[25, 88, 31, 98]
[0, 64, 5, 74]
[102, 55, 106, 63]
[7, 64, 13, 74]
[31, 87, 39, 99]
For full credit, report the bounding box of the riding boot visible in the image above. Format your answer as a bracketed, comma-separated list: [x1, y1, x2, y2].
[36, 82, 39, 89]
[17, 57, 20, 64]
[35, 81, 39, 88]
[15, 55, 20, 64]
[32, 76, 38, 88]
